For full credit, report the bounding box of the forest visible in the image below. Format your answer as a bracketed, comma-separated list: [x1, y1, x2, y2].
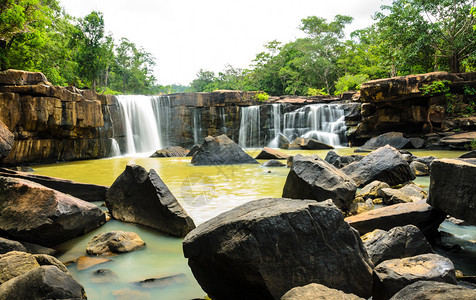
[1, 0, 475, 96]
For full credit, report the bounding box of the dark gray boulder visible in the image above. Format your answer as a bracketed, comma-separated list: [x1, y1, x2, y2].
[150, 146, 189, 158]
[282, 154, 357, 211]
[288, 137, 334, 150]
[183, 199, 374, 300]
[342, 145, 415, 188]
[428, 159, 476, 225]
[0, 237, 26, 254]
[357, 132, 411, 151]
[191, 135, 259, 165]
[0, 120, 14, 160]
[389, 280, 476, 300]
[345, 200, 446, 241]
[0, 167, 108, 202]
[262, 160, 286, 167]
[106, 164, 195, 237]
[281, 283, 365, 300]
[459, 150, 476, 158]
[255, 147, 289, 160]
[86, 231, 146, 255]
[324, 150, 364, 169]
[0, 176, 106, 246]
[362, 225, 433, 266]
[0, 265, 87, 299]
[278, 133, 290, 149]
[372, 253, 456, 300]
[409, 137, 425, 149]
[186, 144, 201, 157]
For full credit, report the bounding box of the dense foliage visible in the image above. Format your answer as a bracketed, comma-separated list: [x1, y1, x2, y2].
[1, 0, 475, 96]
[189, 0, 476, 96]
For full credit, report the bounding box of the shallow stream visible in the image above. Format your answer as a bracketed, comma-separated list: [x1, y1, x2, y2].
[32, 148, 475, 299]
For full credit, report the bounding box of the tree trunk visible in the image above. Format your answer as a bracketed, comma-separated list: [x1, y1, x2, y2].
[450, 53, 460, 73]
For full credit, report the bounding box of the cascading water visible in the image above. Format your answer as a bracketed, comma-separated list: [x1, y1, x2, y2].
[117, 95, 171, 155]
[192, 108, 204, 145]
[284, 104, 347, 146]
[219, 107, 228, 136]
[109, 138, 121, 157]
[238, 103, 348, 148]
[238, 105, 261, 148]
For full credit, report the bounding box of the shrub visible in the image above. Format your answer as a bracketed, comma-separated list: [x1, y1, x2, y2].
[334, 74, 369, 96]
[255, 92, 269, 102]
[307, 87, 328, 96]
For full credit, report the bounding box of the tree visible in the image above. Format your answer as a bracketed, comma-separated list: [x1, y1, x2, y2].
[189, 69, 215, 92]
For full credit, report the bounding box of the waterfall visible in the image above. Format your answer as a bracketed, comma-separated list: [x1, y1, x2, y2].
[192, 108, 204, 145]
[109, 138, 121, 157]
[283, 104, 346, 146]
[219, 107, 227, 135]
[267, 104, 282, 148]
[117, 95, 171, 155]
[238, 106, 261, 148]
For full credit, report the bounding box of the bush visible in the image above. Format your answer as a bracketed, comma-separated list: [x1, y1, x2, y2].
[254, 92, 269, 102]
[307, 87, 328, 96]
[334, 74, 369, 96]
[420, 80, 451, 96]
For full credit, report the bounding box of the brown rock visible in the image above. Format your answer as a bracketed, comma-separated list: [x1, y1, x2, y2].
[389, 280, 476, 300]
[86, 231, 146, 255]
[345, 200, 446, 240]
[150, 146, 189, 158]
[0, 120, 14, 160]
[0, 176, 106, 246]
[255, 147, 289, 159]
[440, 131, 476, 149]
[0, 69, 49, 85]
[0, 251, 40, 284]
[281, 283, 365, 300]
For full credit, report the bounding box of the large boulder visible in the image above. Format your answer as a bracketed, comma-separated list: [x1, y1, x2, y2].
[281, 283, 365, 300]
[0, 251, 40, 284]
[288, 137, 334, 150]
[150, 146, 189, 158]
[0, 69, 49, 85]
[342, 145, 415, 188]
[106, 164, 195, 237]
[389, 280, 476, 300]
[345, 200, 446, 240]
[86, 231, 146, 255]
[0, 120, 14, 160]
[362, 225, 433, 266]
[191, 135, 259, 165]
[0, 167, 108, 202]
[183, 198, 374, 299]
[372, 253, 457, 300]
[0, 176, 106, 246]
[427, 159, 476, 225]
[357, 132, 411, 151]
[282, 155, 357, 211]
[0, 265, 87, 299]
[255, 147, 289, 160]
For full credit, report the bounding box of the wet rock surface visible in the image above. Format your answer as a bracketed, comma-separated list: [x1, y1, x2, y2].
[282, 154, 357, 211]
[106, 164, 195, 237]
[0, 176, 106, 246]
[150, 146, 189, 157]
[342, 145, 415, 188]
[191, 135, 258, 165]
[86, 231, 146, 255]
[183, 198, 373, 299]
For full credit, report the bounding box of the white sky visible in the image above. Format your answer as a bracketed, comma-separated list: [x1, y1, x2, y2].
[59, 0, 392, 86]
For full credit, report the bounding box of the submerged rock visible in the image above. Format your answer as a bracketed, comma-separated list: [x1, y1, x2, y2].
[357, 132, 411, 151]
[342, 145, 415, 188]
[136, 273, 188, 289]
[150, 146, 189, 158]
[362, 225, 433, 266]
[428, 159, 476, 225]
[255, 147, 289, 160]
[282, 154, 357, 211]
[86, 231, 146, 255]
[90, 268, 118, 284]
[0, 265, 87, 299]
[345, 200, 446, 240]
[106, 164, 195, 237]
[191, 135, 258, 165]
[281, 283, 365, 300]
[183, 198, 373, 299]
[372, 253, 456, 300]
[0, 176, 106, 246]
[262, 160, 286, 167]
[389, 280, 476, 300]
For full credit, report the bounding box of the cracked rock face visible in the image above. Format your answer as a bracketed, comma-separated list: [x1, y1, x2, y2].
[183, 198, 373, 300]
